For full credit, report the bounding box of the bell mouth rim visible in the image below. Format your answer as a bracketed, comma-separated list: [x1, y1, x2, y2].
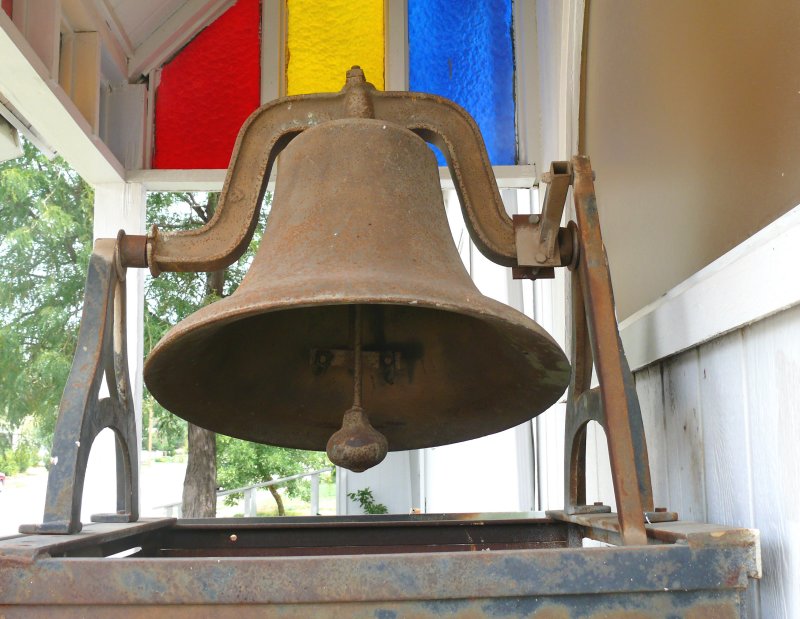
[145, 291, 570, 376]
[143, 293, 572, 452]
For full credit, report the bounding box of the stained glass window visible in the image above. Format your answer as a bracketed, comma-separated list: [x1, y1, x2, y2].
[285, 0, 385, 95]
[408, 0, 516, 165]
[153, 0, 260, 169]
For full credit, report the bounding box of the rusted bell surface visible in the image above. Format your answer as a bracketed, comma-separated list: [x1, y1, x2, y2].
[144, 118, 570, 453]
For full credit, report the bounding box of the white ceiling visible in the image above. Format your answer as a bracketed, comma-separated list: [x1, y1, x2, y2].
[102, 0, 187, 50]
[57, 0, 235, 80]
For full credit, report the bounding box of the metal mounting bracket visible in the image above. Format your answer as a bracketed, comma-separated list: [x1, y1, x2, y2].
[512, 161, 579, 281]
[515, 156, 672, 544]
[562, 156, 669, 545]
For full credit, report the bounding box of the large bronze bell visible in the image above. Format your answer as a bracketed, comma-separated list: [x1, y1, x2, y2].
[144, 115, 570, 471]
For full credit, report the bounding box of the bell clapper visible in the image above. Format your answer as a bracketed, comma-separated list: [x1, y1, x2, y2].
[326, 305, 389, 472]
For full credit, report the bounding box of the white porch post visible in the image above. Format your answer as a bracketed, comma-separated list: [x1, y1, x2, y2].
[80, 182, 146, 519]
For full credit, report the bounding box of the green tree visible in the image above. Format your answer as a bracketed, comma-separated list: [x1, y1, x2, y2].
[216, 437, 328, 515]
[0, 141, 94, 469]
[0, 143, 330, 509]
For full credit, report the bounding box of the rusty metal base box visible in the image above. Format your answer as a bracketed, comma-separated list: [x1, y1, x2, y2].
[0, 512, 760, 617]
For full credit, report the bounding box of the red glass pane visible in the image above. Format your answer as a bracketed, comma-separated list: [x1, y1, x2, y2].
[153, 0, 260, 169]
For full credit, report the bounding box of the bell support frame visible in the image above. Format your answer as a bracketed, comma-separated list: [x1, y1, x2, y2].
[512, 155, 676, 545]
[18, 236, 139, 535]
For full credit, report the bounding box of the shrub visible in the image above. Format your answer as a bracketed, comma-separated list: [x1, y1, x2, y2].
[347, 487, 388, 514]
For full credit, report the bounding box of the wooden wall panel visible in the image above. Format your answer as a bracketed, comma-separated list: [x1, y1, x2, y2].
[100, 83, 146, 169]
[696, 332, 760, 618]
[742, 306, 800, 618]
[696, 333, 754, 527]
[626, 306, 800, 617]
[59, 30, 103, 134]
[662, 351, 706, 521]
[634, 364, 669, 508]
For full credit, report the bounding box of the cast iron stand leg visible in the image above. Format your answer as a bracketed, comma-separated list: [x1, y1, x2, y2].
[563, 156, 653, 545]
[20, 238, 139, 534]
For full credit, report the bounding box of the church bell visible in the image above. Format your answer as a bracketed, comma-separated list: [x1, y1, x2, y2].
[144, 102, 571, 472]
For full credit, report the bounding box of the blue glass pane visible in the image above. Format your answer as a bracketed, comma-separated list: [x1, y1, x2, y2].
[408, 0, 516, 165]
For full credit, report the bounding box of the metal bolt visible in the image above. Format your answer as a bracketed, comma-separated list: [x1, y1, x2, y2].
[593, 501, 604, 507]
[530, 214, 541, 225]
[535, 252, 547, 263]
[383, 354, 393, 365]
[655, 507, 667, 513]
[229, 534, 238, 543]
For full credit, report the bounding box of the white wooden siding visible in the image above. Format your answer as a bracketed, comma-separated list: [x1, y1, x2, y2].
[607, 307, 800, 619]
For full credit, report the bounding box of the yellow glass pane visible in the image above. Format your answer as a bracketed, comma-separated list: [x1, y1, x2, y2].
[286, 0, 385, 95]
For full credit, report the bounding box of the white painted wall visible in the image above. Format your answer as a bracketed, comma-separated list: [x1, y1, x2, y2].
[422, 428, 530, 514]
[583, 0, 800, 320]
[625, 309, 800, 619]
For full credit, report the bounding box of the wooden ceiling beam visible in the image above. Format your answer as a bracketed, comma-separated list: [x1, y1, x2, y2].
[0, 10, 124, 183]
[61, 0, 131, 83]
